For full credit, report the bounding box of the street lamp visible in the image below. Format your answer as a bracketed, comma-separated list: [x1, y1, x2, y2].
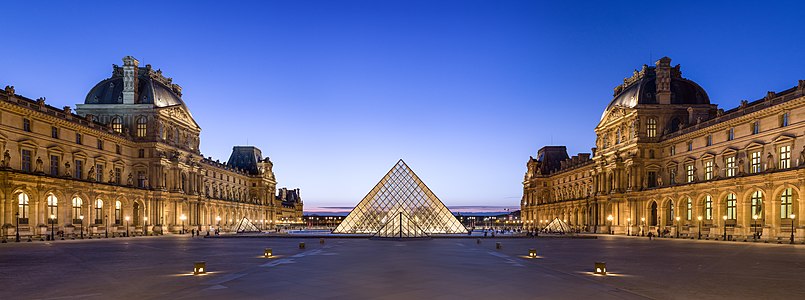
[640, 217, 645, 236]
[79, 215, 84, 239]
[15, 212, 20, 242]
[144, 217, 148, 236]
[722, 215, 728, 241]
[697, 216, 702, 239]
[104, 214, 108, 238]
[790, 214, 796, 244]
[627, 218, 631, 236]
[180, 214, 187, 234]
[606, 214, 614, 235]
[50, 214, 56, 241]
[675, 216, 680, 238]
[752, 214, 758, 241]
[125, 216, 130, 237]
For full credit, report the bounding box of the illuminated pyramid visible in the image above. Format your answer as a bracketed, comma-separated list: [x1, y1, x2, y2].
[333, 160, 467, 237]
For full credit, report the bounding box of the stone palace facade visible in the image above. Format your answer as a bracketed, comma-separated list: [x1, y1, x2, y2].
[522, 57, 805, 242]
[0, 56, 302, 239]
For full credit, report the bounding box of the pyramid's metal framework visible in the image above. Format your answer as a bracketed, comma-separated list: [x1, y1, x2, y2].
[333, 160, 467, 237]
[229, 217, 260, 233]
[542, 218, 572, 233]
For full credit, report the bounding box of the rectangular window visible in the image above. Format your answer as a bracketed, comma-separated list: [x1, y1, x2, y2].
[647, 118, 657, 138]
[75, 160, 83, 179]
[781, 112, 789, 127]
[750, 151, 761, 173]
[647, 171, 657, 188]
[727, 128, 734, 141]
[687, 141, 693, 152]
[97, 139, 104, 150]
[115, 168, 122, 184]
[96, 164, 104, 182]
[779, 145, 791, 169]
[138, 149, 145, 158]
[669, 169, 676, 185]
[51, 126, 59, 138]
[781, 188, 793, 219]
[76, 133, 82, 145]
[137, 171, 146, 188]
[50, 155, 59, 176]
[751, 121, 760, 135]
[704, 161, 713, 180]
[686, 165, 694, 183]
[115, 144, 121, 154]
[705, 195, 712, 220]
[726, 194, 737, 220]
[726, 156, 736, 177]
[706, 135, 712, 146]
[23, 118, 31, 132]
[21, 150, 32, 172]
[686, 199, 692, 220]
[670, 146, 676, 156]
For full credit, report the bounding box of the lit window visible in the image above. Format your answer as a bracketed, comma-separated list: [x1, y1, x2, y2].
[112, 117, 123, 133]
[647, 118, 657, 138]
[726, 194, 737, 220]
[686, 164, 694, 183]
[750, 191, 763, 218]
[686, 198, 692, 220]
[704, 161, 713, 180]
[725, 156, 736, 177]
[750, 151, 761, 173]
[72, 196, 83, 224]
[95, 199, 103, 224]
[705, 195, 712, 220]
[136, 116, 147, 138]
[779, 145, 791, 169]
[18, 193, 29, 224]
[670, 146, 676, 156]
[781, 188, 793, 219]
[115, 201, 122, 225]
[47, 194, 58, 224]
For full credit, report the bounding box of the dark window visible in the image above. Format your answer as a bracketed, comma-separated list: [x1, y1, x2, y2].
[751, 121, 760, 135]
[727, 128, 734, 141]
[97, 139, 104, 150]
[781, 112, 790, 127]
[647, 171, 657, 188]
[137, 171, 146, 188]
[115, 144, 121, 154]
[138, 149, 145, 158]
[21, 150, 32, 172]
[23, 118, 31, 132]
[75, 160, 83, 179]
[76, 133, 82, 144]
[115, 168, 122, 184]
[50, 155, 59, 176]
[96, 164, 103, 182]
[51, 126, 59, 138]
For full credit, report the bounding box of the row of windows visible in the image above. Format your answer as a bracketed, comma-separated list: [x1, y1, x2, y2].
[21, 119, 126, 154]
[671, 112, 791, 153]
[17, 193, 126, 225]
[21, 116, 147, 146]
[660, 189, 795, 224]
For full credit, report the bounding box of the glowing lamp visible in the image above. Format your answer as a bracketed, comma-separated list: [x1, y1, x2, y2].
[194, 261, 206, 275]
[529, 248, 537, 258]
[594, 262, 607, 275]
[264, 248, 273, 258]
[299, 242, 305, 249]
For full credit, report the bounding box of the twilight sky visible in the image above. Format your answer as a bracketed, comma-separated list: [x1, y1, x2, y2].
[1, 1, 804, 208]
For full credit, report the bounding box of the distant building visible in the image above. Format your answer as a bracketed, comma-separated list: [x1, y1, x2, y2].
[0, 56, 302, 239]
[523, 57, 804, 242]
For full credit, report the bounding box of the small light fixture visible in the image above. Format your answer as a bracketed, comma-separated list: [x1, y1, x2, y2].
[594, 262, 607, 275]
[529, 248, 537, 258]
[320, 238, 325, 245]
[194, 261, 206, 275]
[496, 242, 502, 249]
[299, 242, 305, 249]
[264, 248, 273, 258]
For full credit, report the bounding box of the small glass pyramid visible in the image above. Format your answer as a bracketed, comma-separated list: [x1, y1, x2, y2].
[334, 160, 467, 237]
[229, 217, 260, 233]
[543, 218, 571, 233]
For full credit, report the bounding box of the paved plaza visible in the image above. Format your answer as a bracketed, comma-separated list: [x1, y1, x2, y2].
[1, 235, 803, 299]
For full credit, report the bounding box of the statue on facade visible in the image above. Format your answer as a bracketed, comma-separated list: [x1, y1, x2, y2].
[692, 166, 699, 182]
[64, 161, 72, 177]
[800, 145, 805, 166]
[766, 152, 774, 171]
[35, 157, 43, 173]
[1, 150, 10, 168]
[657, 175, 663, 187]
[713, 163, 720, 179]
[126, 173, 133, 186]
[109, 169, 115, 183]
[87, 166, 96, 181]
[143, 177, 150, 189]
[738, 159, 746, 175]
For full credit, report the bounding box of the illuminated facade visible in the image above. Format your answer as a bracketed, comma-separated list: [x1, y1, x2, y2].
[522, 57, 805, 242]
[0, 56, 302, 239]
[334, 160, 467, 237]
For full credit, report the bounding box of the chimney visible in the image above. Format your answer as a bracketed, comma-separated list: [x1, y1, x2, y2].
[121, 56, 139, 104]
[655, 57, 672, 104]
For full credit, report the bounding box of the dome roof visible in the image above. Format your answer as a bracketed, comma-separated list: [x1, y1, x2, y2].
[84, 62, 186, 108]
[601, 57, 709, 120]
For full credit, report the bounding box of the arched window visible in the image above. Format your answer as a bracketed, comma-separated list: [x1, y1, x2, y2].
[72, 197, 83, 224]
[650, 202, 658, 226]
[47, 194, 58, 224]
[726, 193, 737, 220]
[95, 199, 103, 224]
[686, 198, 692, 220]
[18, 193, 30, 224]
[115, 201, 122, 225]
[781, 188, 794, 219]
[751, 191, 763, 219]
[136, 116, 147, 138]
[666, 201, 675, 226]
[111, 117, 123, 133]
[704, 195, 712, 220]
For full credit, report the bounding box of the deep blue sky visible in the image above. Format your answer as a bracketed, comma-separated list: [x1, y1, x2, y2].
[2, 1, 804, 208]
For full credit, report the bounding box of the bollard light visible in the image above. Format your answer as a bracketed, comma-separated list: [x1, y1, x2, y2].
[529, 248, 537, 258]
[594, 262, 607, 275]
[320, 238, 325, 245]
[496, 242, 502, 249]
[264, 248, 273, 258]
[299, 242, 305, 249]
[194, 261, 206, 275]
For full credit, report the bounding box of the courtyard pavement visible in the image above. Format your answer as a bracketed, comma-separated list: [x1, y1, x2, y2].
[0, 235, 803, 299]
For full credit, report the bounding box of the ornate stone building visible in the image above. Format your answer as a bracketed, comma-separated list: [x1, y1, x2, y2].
[0, 56, 302, 239]
[522, 57, 805, 242]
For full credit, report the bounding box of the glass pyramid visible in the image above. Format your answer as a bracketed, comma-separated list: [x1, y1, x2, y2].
[229, 217, 260, 233]
[333, 160, 467, 237]
[543, 218, 571, 233]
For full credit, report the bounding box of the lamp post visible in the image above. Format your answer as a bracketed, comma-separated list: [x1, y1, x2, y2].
[790, 214, 796, 244]
[722, 215, 728, 241]
[641, 217, 645, 236]
[104, 214, 108, 238]
[125, 216, 130, 237]
[50, 214, 56, 241]
[180, 214, 187, 234]
[697, 216, 702, 239]
[15, 212, 20, 242]
[606, 214, 613, 235]
[627, 218, 631, 236]
[144, 217, 148, 236]
[752, 214, 758, 241]
[79, 215, 84, 239]
[675, 216, 680, 238]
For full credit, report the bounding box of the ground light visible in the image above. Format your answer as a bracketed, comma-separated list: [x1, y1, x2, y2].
[299, 242, 305, 249]
[264, 248, 273, 258]
[529, 249, 537, 258]
[193, 261, 206, 275]
[320, 238, 325, 245]
[594, 262, 607, 275]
